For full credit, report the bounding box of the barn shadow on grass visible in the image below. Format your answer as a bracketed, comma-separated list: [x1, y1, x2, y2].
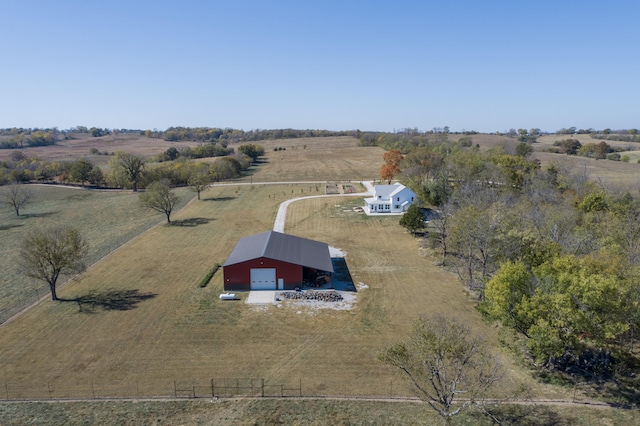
[170, 217, 213, 227]
[62, 289, 157, 314]
[202, 196, 235, 202]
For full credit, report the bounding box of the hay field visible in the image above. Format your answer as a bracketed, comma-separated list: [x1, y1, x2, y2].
[235, 136, 384, 182]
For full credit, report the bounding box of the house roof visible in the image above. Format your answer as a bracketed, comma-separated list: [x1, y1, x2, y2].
[223, 231, 334, 272]
[373, 183, 412, 198]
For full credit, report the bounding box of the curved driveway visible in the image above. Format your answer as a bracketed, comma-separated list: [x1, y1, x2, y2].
[273, 181, 374, 232]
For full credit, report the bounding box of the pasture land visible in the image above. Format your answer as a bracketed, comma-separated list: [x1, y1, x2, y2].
[1, 399, 638, 426]
[0, 185, 193, 317]
[239, 136, 384, 182]
[0, 182, 563, 402]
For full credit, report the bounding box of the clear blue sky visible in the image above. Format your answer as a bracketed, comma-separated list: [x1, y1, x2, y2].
[1, 0, 638, 133]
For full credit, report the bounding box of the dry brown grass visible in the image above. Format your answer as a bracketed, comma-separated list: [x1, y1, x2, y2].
[236, 136, 384, 182]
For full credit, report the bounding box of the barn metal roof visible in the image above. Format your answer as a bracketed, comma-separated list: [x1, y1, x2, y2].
[223, 231, 334, 272]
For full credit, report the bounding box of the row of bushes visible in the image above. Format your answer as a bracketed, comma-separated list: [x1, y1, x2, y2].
[199, 263, 221, 288]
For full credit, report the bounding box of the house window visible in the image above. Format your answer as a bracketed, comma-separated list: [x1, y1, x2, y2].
[411, 197, 414, 201]
[395, 205, 399, 209]
[397, 197, 400, 201]
[378, 196, 382, 199]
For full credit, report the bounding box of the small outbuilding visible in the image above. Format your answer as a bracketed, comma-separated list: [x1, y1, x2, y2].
[223, 231, 334, 291]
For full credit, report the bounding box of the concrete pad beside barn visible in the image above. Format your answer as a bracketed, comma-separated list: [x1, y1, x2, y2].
[246, 291, 276, 305]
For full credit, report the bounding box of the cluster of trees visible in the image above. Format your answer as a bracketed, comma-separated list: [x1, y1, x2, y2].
[550, 139, 631, 161]
[0, 153, 105, 187]
[358, 129, 472, 152]
[1, 142, 261, 189]
[157, 143, 233, 162]
[389, 137, 640, 376]
[0, 129, 59, 149]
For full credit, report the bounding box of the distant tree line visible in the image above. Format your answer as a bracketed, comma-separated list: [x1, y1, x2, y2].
[0, 129, 60, 149]
[154, 127, 356, 143]
[357, 128, 474, 152]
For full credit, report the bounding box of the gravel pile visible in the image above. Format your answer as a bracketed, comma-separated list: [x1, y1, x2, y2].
[278, 290, 344, 302]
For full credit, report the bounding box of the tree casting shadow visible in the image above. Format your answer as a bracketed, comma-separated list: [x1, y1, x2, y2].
[62, 289, 156, 313]
[170, 217, 213, 227]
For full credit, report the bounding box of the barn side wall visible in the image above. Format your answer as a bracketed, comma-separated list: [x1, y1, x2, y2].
[223, 257, 303, 291]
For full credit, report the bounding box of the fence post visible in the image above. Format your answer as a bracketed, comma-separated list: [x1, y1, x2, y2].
[5, 382, 8, 400]
[299, 378, 302, 397]
[261, 379, 264, 397]
[211, 378, 215, 398]
[390, 380, 392, 398]
[47, 381, 53, 399]
[174, 380, 177, 398]
[91, 379, 95, 399]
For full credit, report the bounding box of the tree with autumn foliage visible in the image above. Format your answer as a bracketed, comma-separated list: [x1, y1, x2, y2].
[380, 150, 403, 183]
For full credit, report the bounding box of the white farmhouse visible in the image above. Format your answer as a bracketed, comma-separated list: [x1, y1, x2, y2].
[363, 183, 416, 214]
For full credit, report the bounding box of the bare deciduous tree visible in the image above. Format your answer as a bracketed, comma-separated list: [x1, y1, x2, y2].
[19, 227, 88, 301]
[0, 183, 32, 216]
[379, 315, 502, 425]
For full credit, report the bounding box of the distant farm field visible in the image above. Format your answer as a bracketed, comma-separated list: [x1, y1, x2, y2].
[0, 133, 202, 168]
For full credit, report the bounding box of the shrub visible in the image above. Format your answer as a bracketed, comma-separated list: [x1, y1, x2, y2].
[199, 263, 220, 287]
[606, 153, 621, 161]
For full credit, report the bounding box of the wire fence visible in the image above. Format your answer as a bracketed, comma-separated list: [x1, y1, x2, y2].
[0, 377, 417, 401]
[0, 286, 49, 326]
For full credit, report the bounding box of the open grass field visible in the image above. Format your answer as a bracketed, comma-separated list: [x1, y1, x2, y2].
[237, 136, 384, 183]
[0, 185, 194, 318]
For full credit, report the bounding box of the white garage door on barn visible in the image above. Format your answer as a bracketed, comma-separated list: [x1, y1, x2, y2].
[250, 268, 276, 290]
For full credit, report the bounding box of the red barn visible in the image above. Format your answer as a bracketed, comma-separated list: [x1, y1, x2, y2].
[223, 231, 334, 291]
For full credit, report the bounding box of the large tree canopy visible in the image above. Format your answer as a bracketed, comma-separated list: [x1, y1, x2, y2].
[139, 180, 180, 223]
[19, 227, 88, 301]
